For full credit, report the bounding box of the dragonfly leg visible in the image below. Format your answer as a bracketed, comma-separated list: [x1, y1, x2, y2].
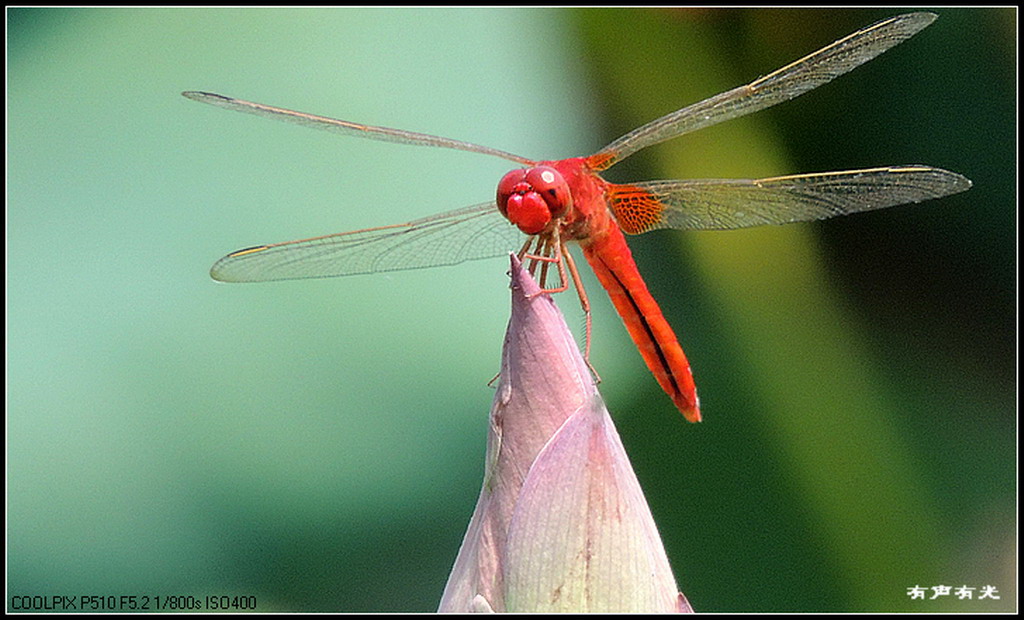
[519, 234, 569, 294]
[517, 237, 551, 286]
[561, 244, 601, 384]
[517, 232, 599, 382]
[516, 237, 537, 273]
[539, 232, 570, 295]
[537, 237, 554, 289]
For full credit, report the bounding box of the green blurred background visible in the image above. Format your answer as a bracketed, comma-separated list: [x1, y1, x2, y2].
[7, 7, 1014, 613]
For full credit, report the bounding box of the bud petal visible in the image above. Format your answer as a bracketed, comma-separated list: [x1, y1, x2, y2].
[438, 255, 691, 613]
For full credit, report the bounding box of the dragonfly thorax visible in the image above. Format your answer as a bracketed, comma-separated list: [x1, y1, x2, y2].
[497, 166, 573, 235]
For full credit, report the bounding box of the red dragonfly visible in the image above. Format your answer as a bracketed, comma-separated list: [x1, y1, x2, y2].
[187, 12, 969, 423]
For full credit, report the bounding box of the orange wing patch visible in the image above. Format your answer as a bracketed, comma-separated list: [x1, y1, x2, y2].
[584, 151, 617, 172]
[607, 185, 666, 235]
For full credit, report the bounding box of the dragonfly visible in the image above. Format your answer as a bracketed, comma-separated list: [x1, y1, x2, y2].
[187, 12, 970, 423]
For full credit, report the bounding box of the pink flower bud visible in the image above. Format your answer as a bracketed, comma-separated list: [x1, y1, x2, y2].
[438, 255, 692, 613]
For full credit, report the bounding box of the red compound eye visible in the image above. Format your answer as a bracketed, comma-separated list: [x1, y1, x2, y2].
[496, 169, 529, 220]
[504, 192, 550, 235]
[496, 166, 573, 234]
[524, 166, 572, 219]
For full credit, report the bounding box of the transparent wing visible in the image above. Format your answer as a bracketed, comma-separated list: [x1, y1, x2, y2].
[589, 12, 937, 170]
[607, 166, 972, 234]
[183, 91, 535, 166]
[210, 202, 525, 282]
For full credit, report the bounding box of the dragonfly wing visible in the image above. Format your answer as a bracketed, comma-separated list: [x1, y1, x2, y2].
[589, 13, 937, 170]
[183, 91, 535, 166]
[210, 202, 524, 282]
[607, 166, 972, 233]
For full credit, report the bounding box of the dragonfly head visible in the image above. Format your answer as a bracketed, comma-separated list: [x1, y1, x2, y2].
[497, 166, 573, 235]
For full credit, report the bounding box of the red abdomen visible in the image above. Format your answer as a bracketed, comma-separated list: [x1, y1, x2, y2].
[581, 227, 700, 422]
